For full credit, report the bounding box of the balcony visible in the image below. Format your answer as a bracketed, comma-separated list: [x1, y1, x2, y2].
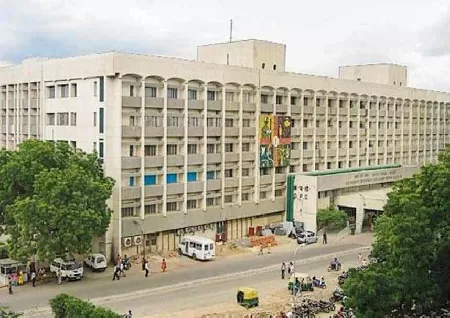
[369, 109, 377, 116]
[261, 103, 273, 113]
[388, 110, 394, 117]
[188, 154, 203, 165]
[291, 127, 301, 136]
[316, 107, 326, 115]
[350, 108, 359, 116]
[122, 186, 141, 200]
[167, 127, 184, 137]
[291, 106, 301, 114]
[316, 128, 326, 136]
[403, 110, 410, 117]
[242, 177, 255, 187]
[275, 174, 286, 183]
[167, 183, 184, 195]
[349, 128, 358, 135]
[395, 111, 402, 118]
[207, 100, 222, 111]
[145, 126, 163, 137]
[226, 101, 240, 111]
[303, 106, 314, 114]
[145, 156, 164, 168]
[225, 178, 239, 188]
[22, 99, 29, 109]
[349, 148, 358, 156]
[207, 127, 221, 137]
[360, 109, 367, 116]
[167, 155, 184, 166]
[291, 150, 301, 159]
[339, 128, 347, 135]
[225, 152, 239, 162]
[188, 127, 203, 137]
[378, 129, 385, 136]
[303, 128, 313, 136]
[242, 152, 255, 161]
[145, 97, 163, 108]
[187, 181, 203, 193]
[242, 127, 255, 136]
[225, 127, 239, 136]
[328, 108, 337, 115]
[122, 96, 141, 108]
[122, 157, 141, 169]
[122, 126, 141, 138]
[167, 99, 185, 109]
[338, 149, 347, 156]
[243, 103, 256, 112]
[303, 150, 313, 158]
[144, 185, 163, 197]
[207, 153, 222, 164]
[276, 104, 288, 113]
[395, 129, 402, 135]
[188, 99, 204, 110]
[260, 175, 272, 185]
[207, 179, 221, 191]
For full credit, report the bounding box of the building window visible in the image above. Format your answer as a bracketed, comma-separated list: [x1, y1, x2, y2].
[93, 112, 97, 126]
[167, 87, 178, 99]
[242, 193, 249, 201]
[276, 95, 283, 105]
[206, 198, 215, 206]
[188, 89, 197, 100]
[187, 172, 197, 182]
[225, 118, 234, 127]
[57, 113, 69, 126]
[242, 143, 250, 152]
[145, 145, 157, 156]
[327, 162, 332, 169]
[93, 81, 98, 97]
[225, 143, 233, 152]
[225, 92, 234, 102]
[145, 204, 156, 214]
[145, 86, 157, 98]
[275, 167, 284, 174]
[242, 168, 250, 176]
[225, 169, 233, 178]
[48, 86, 56, 99]
[167, 116, 180, 127]
[121, 207, 135, 217]
[145, 115, 159, 127]
[243, 92, 251, 103]
[144, 175, 156, 186]
[260, 191, 267, 199]
[70, 112, 77, 126]
[130, 116, 135, 127]
[129, 145, 134, 157]
[99, 142, 104, 158]
[187, 199, 197, 210]
[187, 144, 197, 154]
[59, 84, 69, 98]
[99, 108, 104, 133]
[166, 202, 177, 212]
[303, 119, 308, 128]
[290, 96, 297, 106]
[261, 94, 269, 104]
[166, 173, 177, 184]
[70, 83, 77, 97]
[207, 171, 215, 179]
[207, 144, 215, 154]
[224, 195, 233, 203]
[242, 119, 250, 127]
[207, 90, 217, 101]
[188, 116, 199, 127]
[46, 113, 55, 125]
[167, 144, 178, 155]
[129, 176, 135, 186]
[99, 77, 104, 102]
[275, 189, 284, 197]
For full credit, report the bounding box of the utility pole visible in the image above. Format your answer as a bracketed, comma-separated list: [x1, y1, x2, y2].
[229, 19, 233, 42]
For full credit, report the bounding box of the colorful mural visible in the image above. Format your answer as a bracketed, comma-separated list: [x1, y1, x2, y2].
[259, 115, 292, 168]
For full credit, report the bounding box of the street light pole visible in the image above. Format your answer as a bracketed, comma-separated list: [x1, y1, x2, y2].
[291, 244, 304, 305]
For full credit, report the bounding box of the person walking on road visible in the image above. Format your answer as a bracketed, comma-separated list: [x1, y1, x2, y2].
[31, 271, 36, 287]
[120, 261, 126, 277]
[8, 276, 13, 295]
[357, 253, 363, 267]
[322, 230, 328, 244]
[125, 310, 133, 318]
[144, 260, 149, 277]
[258, 243, 264, 255]
[112, 264, 120, 281]
[281, 262, 286, 279]
[161, 259, 167, 273]
[57, 269, 62, 285]
[267, 242, 272, 254]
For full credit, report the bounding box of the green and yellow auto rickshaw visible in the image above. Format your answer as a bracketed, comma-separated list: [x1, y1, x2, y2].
[288, 272, 314, 292]
[237, 287, 259, 308]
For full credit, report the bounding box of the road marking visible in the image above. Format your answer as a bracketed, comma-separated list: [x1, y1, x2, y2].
[21, 246, 369, 317]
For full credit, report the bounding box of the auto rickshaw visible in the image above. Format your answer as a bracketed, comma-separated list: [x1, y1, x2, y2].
[236, 287, 259, 308]
[288, 272, 314, 292]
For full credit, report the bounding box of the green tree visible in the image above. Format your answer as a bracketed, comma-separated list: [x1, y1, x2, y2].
[343, 145, 450, 317]
[0, 140, 114, 261]
[50, 294, 121, 318]
[0, 307, 22, 317]
[316, 207, 347, 230]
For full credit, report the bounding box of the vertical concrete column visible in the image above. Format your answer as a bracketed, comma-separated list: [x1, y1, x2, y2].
[355, 97, 361, 166]
[324, 94, 329, 166]
[271, 89, 276, 200]
[355, 203, 364, 235]
[436, 103, 440, 162]
[202, 84, 208, 211]
[423, 103, 427, 164]
[140, 80, 145, 220]
[299, 91, 305, 171]
[162, 81, 168, 216]
[27, 83, 31, 138]
[399, 100, 405, 165]
[183, 83, 189, 214]
[221, 86, 226, 208]
[254, 79, 261, 204]
[346, 98, 351, 167]
[312, 93, 317, 170]
[430, 103, 434, 163]
[5, 86, 9, 150]
[335, 96, 340, 167]
[416, 102, 421, 165]
[238, 87, 244, 206]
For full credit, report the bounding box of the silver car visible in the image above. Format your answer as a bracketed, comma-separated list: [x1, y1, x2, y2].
[296, 231, 318, 244]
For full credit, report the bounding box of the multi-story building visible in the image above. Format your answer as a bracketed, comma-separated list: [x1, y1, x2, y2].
[0, 39, 449, 259]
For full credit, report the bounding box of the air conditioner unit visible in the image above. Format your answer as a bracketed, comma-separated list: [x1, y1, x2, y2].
[134, 236, 142, 246]
[122, 237, 132, 248]
[196, 226, 202, 231]
[202, 225, 208, 231]
[176, 229, 183, 236]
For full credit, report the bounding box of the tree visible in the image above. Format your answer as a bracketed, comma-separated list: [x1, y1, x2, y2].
[316, 207, 347, 231]
[343, 145, 450, 317]
[0, 140, 114, 261]
[50, 294, 121, 318]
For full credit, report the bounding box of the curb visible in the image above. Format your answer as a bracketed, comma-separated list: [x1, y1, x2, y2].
[20, 245, 370, 316]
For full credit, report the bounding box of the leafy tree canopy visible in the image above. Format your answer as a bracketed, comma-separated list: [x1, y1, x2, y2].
[50, 294, 121, 318]
[343, 145, 450, 317]
[0, 140, 114, 261]
[316, 207, 347, 231]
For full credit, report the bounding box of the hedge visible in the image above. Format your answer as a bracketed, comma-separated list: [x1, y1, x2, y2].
[49, 294, 122, 318]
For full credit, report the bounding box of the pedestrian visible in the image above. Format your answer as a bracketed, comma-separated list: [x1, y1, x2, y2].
[258, 243, 263, 255]
[161, 259, 167, 272]
[357, 253, 363, 267]
[322, 230, 327, 244]
[8, 276, 13, 295]
[31, 271, 36, 287]
[120, 261, 126, 277]
[281, 262, 286, 279]
[289, 262, 295, 274]
[116, 254, 122, 266]
[112, 264, 120, 281]
[144, 260, 149, 277]
[57, 269, 62, 285]
[125, 310, 133, 318]
[287, 262, 292, 276]
[267, 242, 272, 254]
[142, 257, 146, 271]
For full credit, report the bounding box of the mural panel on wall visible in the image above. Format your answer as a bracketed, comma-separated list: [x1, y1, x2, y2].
[259, 115, 292, 168]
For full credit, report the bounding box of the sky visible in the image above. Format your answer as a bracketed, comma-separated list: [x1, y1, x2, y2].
[1, 0, 450, 91]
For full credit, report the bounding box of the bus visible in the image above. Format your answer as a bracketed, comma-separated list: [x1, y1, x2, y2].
[178, 236, 216, 261]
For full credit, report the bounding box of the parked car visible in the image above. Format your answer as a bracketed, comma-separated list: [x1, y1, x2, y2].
[84, 253, 107, 272]
[296, 231, 318, 244]
[50, 258, 84, 281]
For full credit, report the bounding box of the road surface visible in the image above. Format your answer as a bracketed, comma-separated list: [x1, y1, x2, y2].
[1, 240, 369, 315]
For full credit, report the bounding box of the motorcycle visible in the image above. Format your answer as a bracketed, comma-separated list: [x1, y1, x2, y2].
[338, 272, 348, 286]
[329, 289, 346, 303]
[313, 279, 327, 289]
[328, 262, 342, 272]
[122, 258, 131, 270]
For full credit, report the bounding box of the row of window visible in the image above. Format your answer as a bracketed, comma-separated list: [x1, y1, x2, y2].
[133, 143, 252, 157]
[47, 78, 104, 102]
[46, 112, 77, 126]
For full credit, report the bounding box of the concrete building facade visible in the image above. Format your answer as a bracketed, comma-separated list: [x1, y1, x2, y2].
[0, 40, 449, 259]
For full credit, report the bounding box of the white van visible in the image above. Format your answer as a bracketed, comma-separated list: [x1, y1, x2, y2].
[50, 258, 84, 281]
[178, 236, 216, 261]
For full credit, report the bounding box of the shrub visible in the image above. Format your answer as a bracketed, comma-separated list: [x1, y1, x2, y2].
[316, 207, 347, 231]
[49, 294, 121, 318]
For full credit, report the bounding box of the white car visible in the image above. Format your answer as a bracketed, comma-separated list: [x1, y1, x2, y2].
[50, 258, 84, 281]
[296, 231, 318, 245]
[84, 253, 107, 272]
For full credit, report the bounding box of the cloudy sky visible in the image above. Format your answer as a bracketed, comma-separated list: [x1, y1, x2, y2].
[1, 0, 450, 91]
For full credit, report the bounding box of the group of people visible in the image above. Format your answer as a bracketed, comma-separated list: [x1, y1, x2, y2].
[280, 262, 295, 279]
[113, 254, 168, 281]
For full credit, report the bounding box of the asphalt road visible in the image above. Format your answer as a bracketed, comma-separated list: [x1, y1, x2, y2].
[1, 242, 365, 314]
